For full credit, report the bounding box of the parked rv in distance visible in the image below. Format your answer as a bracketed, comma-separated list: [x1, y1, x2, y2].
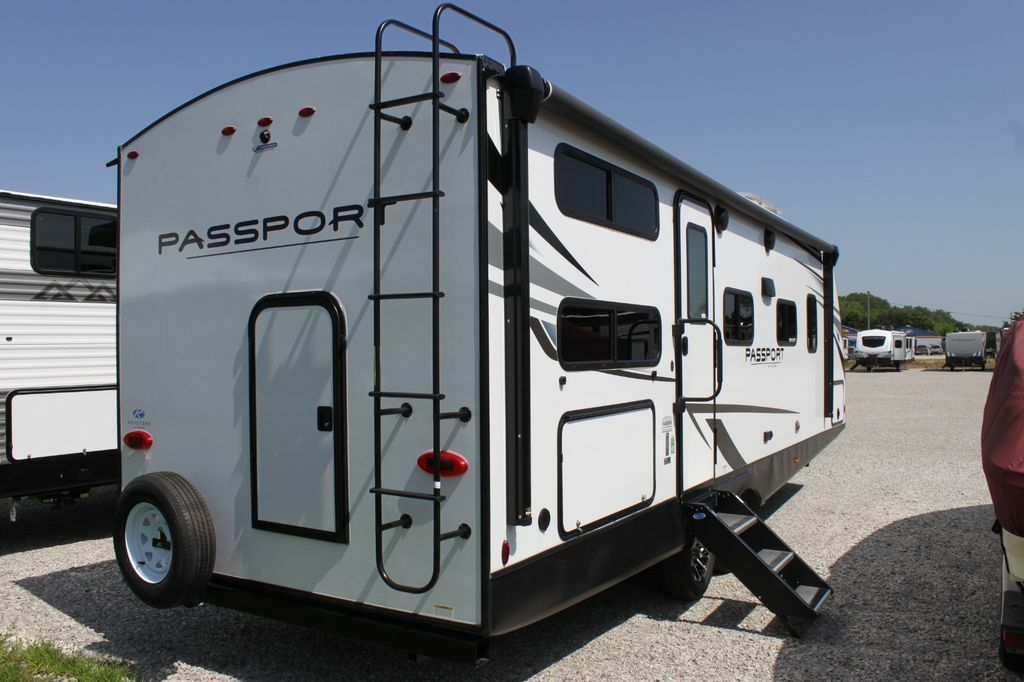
[854, 329, 913, 371]
[0, 190, 118, 511]
[109, 4, 844, 662]
[946, 331, 987, 370]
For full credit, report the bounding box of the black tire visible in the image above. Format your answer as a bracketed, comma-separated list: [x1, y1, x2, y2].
[894, 362, 901, 372]
[659, 535, 715, 601]
[1000, 643, 1024, 672]
[113, 471, 216, 609]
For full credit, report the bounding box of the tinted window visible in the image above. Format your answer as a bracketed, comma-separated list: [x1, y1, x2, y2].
[559, 307, 612, 364]
[559, 299, 661, 369]
[806, 295, 818, 353]
[554, 145, 658, 239]
[554, 152, 608, 220]
[777, 299, 798, 346]
[894, 338, 903, 349]
[612, 174, 657, 237]
[33, 212, 77, 274]
[616, 308, 660, 363]
[32, 209, 117, 278]
[862, 336, 886, 348]
[723, 289, 754, 346]
[686, 225, 708, 319]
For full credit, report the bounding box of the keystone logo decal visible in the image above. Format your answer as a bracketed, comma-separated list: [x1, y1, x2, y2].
[33, 281, 115, 303]
[745, 347, 785, 365]
[157, 204, 365, 258]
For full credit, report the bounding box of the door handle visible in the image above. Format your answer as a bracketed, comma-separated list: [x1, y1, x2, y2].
[317, 405, 334, 432]
[681, 336, 689, 356]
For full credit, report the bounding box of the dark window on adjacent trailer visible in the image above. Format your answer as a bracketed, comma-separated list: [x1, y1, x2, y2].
[777, 299, 798, 346]
[806, 295, 818, 353]
[31, 209, 116, 278]
[861, 336, 885, 348]
[723, 289, 754, 345]
[894, 338, 903, 349]
[554, 144, 658, 240]
[686, 225, 708, 319]
[558, 299, 661, 369]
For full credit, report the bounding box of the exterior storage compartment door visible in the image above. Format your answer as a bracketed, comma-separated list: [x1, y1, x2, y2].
[249, 292, 347, 542]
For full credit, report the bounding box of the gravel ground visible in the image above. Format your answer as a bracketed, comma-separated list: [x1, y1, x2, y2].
[0, 368, 1015, 680]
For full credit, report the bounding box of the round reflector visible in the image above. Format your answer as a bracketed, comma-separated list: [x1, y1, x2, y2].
[126, 150, 140, 160]
[440, 71, 461, 84]
[298, 106, 316, 118]
[123, 430, 154, 450]
[221, 125, 237, 136]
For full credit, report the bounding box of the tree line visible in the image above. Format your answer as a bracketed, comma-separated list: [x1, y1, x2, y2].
[839, 292, 1009, 335]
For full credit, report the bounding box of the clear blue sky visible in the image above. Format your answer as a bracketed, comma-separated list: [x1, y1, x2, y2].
[2, 1, 1020, 324]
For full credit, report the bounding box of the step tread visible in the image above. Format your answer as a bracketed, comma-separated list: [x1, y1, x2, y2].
[794, 584, 831, 611]
[718, 512, 758, 535]
[757, 548, 795, 573]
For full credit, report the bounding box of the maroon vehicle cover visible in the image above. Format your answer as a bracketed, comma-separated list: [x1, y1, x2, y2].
[983, 320, 1024, 536]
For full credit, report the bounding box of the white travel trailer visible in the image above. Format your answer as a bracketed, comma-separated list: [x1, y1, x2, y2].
[0, 191, 118, 508]
[854, 329, 913, 371]
[945, 330, 987, 370]
[111, 6, 845, 661]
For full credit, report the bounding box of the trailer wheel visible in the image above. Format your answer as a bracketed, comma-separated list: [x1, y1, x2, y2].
[659, 536, 715, 601]
[113, 472, 216, 609]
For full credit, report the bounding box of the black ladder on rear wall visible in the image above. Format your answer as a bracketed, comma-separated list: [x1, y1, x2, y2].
[369, 5, 516, 594]
[685, 490, 832, 630]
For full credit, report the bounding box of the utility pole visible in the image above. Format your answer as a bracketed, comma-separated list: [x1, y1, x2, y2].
[867, 291, 871, 329]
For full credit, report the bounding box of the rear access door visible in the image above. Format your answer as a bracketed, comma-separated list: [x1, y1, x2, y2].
[249, 292, 346, 541]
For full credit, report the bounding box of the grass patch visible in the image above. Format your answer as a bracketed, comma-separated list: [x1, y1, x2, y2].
[0, 634, 135, 682]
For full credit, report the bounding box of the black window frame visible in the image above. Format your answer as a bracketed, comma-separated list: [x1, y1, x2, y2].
[776, 298, 798, 347]
[685, 224, 709, 319]
[806, 294, 818, 353]
[557, 298, 662, 371]
[553, 143, 660, 241]
[723, 288, 755, 347]
[30, 207, 117, 279]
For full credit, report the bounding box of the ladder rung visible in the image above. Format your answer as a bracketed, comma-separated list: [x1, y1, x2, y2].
[370, 92, 439, 110]
[380, 513, 412, 531]
[368, 191, 444, 207]
[370, 487, 445, 502]
[368, 291, 445, 301]
[438, 103, 470, 123]
[369, 390, 445, 400]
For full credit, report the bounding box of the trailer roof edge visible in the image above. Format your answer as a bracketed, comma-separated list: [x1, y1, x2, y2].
[541, 85, 838, 258]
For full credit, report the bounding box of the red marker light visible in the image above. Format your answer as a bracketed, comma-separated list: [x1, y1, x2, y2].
[221, 125, 237, 136]
[416, 450, 469, 477]
[298, 106, 316, 118]
[501, 539, 510, 566]
[126, 150, 140, 160]
[257, 116, 273, 127]
[440, 71, 461, 84]
[123, 430, 153, 450]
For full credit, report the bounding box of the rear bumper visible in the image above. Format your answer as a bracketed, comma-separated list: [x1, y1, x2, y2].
[945, 356, 983, 367]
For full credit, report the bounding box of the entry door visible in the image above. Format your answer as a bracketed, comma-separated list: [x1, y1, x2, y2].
[675, 196, 717, 492]
[249, 292, 347, 543]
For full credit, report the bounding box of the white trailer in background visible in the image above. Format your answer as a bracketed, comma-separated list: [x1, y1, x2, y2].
[0, 190, 118, 506]
[854, 329, 913, 371]
[945, 330, 987, 370]
[111, 5, 845, 661]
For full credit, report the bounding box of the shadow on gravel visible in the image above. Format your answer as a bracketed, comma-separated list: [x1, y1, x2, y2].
[774, 503, 1006, 680]
[0, 485, 118, 556]
[17, 559, 704, 681]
